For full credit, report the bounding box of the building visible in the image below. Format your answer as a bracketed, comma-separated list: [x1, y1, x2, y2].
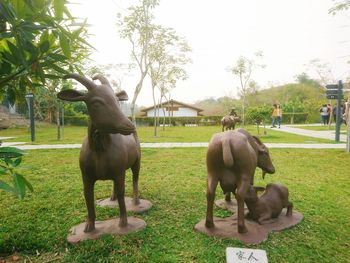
[140, 99, 203, 117]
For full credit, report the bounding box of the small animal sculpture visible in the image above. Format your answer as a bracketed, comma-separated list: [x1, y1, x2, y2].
[58, 73, 140, 232]
[205, 128, 275, 234]
[221, 115, 241, 132]
[245, 183, 293, 224]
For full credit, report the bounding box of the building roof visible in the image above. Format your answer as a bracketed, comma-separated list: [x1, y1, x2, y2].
[140, 99, 204, 112]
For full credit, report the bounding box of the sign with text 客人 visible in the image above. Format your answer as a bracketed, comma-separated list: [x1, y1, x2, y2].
[226, 247, 268, 263]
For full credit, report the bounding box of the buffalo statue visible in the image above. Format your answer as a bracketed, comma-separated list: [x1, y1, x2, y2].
[205, 128, 275, 234]
[221, 115, 241, 132]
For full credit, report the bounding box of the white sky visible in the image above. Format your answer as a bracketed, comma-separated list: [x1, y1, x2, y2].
[69, 0, 350, 106]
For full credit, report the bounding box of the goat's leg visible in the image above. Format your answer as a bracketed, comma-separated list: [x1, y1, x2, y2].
[286, 202, 293, 216]
[222, 125, 225, 132]
[131, 160, 141, 205]
[236, 177, 250, 234]
[205, 175, 218, 228]
[83, 179, 96, 232]
[115, 174, 127, 227]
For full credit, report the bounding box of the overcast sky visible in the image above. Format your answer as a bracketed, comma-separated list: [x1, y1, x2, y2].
[70, 0, 350, 106]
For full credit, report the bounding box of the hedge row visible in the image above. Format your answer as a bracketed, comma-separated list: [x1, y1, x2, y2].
[63, 113, 310, 127]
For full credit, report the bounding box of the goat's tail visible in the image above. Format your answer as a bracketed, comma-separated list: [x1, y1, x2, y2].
[222, 138, 234, 167]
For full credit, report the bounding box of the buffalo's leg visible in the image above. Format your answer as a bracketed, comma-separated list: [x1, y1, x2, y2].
[115, 173, 127, 227]
[110, 181, 117, 201]
[286, 202, 293, 216]
[236, 177, 250, 234]
[131, 159, 141, 205]
[83, 179, 96, 232]
[225, 192, 231, 202]
[205, 175, 218, 228]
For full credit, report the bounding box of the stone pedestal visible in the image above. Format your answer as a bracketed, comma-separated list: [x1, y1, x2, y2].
[194, 209, 303, 245]
[67, 217, 146, 244]
[96, 197, 152, 213]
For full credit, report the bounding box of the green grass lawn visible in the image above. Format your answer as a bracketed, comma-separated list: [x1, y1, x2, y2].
[0, 148, 349, 262]
[0, 124, 334, 144]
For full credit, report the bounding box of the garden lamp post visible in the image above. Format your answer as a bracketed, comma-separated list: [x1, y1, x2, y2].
[25, 93, 35, 142]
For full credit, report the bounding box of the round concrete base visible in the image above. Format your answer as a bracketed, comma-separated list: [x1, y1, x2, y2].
[67, 217, 146, 244]
[96, 197, 152, 213]
[194, 209, 303, 245]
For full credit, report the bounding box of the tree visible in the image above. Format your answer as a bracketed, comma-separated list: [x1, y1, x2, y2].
[227, 51, 265, 126]
[0, 0, 92, 104]
[118, 0, 159, 123]
[329, 0, 350, 15]
[148, 26, 191, 135]
[305, 59, 335, 86]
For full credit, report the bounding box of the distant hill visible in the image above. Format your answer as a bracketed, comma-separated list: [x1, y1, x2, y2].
[193, 82, 327, 116]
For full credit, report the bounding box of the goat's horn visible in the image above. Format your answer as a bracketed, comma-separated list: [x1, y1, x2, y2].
[92, 74, 111, 86]
[64, 73, 97, 90]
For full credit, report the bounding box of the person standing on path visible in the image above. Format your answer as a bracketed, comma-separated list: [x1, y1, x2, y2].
[271, 104, 277, 128]
[319, 104, 329, 125]
[276, 104, 282, 128]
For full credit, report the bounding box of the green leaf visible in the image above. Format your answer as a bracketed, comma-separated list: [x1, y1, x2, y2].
[59, 33, 71, 58]
[13, 172, 26, 199]
[39, 40, 50, 53]
[13, 157, 22, 167]
[0, 147, 25, 159]
[54, 0, 64, 20]
[0, 166, 7, 175]
[0, 180, 16, 194]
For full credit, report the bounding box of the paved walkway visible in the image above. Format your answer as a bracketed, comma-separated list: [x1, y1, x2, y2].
[266, 125, 347, 142]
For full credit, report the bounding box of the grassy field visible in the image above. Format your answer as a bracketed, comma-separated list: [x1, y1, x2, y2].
[0, 124, 334, 144]
[0, 148, 349, 262]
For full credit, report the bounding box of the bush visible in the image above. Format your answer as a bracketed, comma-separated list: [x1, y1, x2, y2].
[134, 116, 224, 126]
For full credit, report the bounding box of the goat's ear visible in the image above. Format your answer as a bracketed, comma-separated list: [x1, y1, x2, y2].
[254, 186, 265, 192]
[57, 89, 86, 101]
[116, 90, 129, 101]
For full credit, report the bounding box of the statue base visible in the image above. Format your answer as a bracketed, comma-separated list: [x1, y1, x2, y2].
[96, 197, 152, 213]
[194, 209, 303, 245]
[215, 199, 248, 213]
[67, 217, 146, 244]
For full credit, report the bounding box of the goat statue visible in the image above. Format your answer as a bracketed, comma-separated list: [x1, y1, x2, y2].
[58, 73, 143, 234]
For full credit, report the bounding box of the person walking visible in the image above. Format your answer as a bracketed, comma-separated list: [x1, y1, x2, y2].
[276, 104, 282, 128]
[319, 104, 329, 125]
[271, 104, 277, 128]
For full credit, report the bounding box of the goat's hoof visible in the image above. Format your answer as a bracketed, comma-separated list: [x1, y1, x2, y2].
[238, 225, 248, 234]
[205, 220, 214, 228]
[84, 221, 95, 232]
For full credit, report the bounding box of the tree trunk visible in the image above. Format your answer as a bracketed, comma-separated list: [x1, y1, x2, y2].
[130, 71, 148, 125]
[152, 86, 157, 137]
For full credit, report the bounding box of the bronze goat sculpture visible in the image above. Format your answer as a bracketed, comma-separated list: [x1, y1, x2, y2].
[205, 128, 275, 234]
[58, 73, 141, 232]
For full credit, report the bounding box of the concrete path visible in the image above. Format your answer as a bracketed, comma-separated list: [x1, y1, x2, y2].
[266, 125, 347, 142]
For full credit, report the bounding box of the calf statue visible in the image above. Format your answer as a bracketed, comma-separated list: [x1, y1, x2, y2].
[58, 73, 141, 233]
[245, 183, 293, 224]
[205, 128, 275, 234]
[221, 115, 241, 132]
